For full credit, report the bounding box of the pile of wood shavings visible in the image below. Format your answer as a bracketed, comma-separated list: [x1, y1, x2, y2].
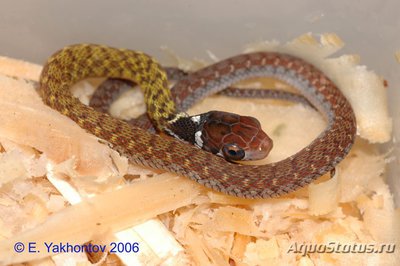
[0, 33, 398, 265]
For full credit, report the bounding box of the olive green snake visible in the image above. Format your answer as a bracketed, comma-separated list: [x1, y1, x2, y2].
[40, 44, 356, 198]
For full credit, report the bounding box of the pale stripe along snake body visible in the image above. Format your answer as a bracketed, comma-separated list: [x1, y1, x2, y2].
[40, 44, 356, 198]
[89, 68, 314, 132]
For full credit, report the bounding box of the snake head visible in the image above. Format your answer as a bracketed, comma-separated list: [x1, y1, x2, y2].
[193, 111, 273, 161]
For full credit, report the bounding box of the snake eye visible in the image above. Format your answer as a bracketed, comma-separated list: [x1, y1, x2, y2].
[222, 143, 245, 161]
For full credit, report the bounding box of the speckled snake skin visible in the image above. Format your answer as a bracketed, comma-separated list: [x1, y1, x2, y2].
[40, 44, 357, 198]
[89, 68, 314, 132]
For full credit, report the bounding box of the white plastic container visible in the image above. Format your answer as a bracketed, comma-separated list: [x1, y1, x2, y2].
[1, 0, 398, 202]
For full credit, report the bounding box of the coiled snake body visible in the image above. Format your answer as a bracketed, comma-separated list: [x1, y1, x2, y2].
[40, 44, 356, 198]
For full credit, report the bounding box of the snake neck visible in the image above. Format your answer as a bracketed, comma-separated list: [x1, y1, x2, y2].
[165, 112, 207, 148]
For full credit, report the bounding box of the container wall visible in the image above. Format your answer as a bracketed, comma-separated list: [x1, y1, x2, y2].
[1, 0, 398, 203]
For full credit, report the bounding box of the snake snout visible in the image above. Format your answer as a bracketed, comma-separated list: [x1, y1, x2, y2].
[244, 129, 273, 160]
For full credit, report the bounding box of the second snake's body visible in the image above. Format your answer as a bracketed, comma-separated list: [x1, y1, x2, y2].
[40, 44, 356, 199]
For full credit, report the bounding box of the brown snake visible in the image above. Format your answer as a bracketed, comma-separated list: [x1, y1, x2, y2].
[90, 68, 314, 133]
[40, 44, 357, 198]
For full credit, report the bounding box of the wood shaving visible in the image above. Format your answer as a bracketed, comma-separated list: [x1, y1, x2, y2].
[0, 33, 398, 265]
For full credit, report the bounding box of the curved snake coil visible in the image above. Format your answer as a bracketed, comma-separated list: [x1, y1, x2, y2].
[40, 44, 357, 198]
[90, 68, 314, 132]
